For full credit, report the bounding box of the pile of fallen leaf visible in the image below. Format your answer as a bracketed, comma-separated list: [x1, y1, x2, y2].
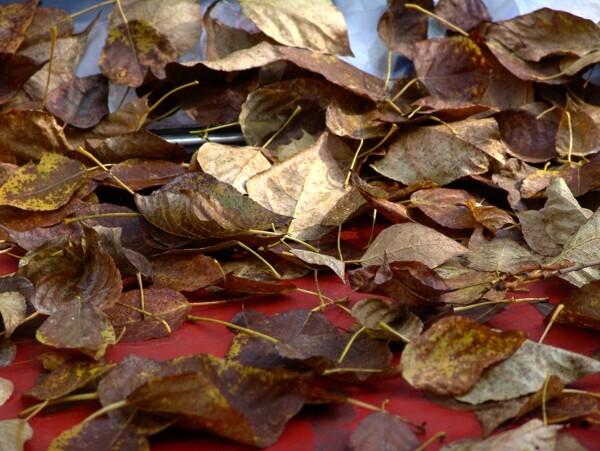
[0, 0, 600, 449]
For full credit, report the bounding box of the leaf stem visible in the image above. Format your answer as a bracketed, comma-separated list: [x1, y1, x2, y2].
[235, 241, 282, 279]
[378, 321, 410, 343]
[536, 105, 556, 120]
[415, 431, 446, 451]
[83, 399, 129, 423]
[453, 297, 548, 312]
[295, 288, 335, 305]
[190, 122, 240, 135]
[75, 146, 135, 195]
[70, 0, 115, 19]
[384, 49, 393, 90]
[64, 212, 140, 224]
[137, 80, 200, 130]
[538, 304, 564, 343]
[345, 139, 364, 187]
[262, 105, 302, 148]
[40, 26, 58, 110]
[405, 3, 469, 37]
[359, 124, 398, 159]
[345, 397, 426, 432]
[338, 326, 366, 363]
[116, 301, 172, 335]
[19, 392, 100, 419]
[187, 315, 280, 344]
[390, 77, 419, 102]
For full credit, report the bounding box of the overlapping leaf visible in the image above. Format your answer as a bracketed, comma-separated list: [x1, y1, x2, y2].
[127, 353, 308, 448]
[401, 316, 526, 396]
[456, 339, 600, 404]
[238, 0, 352, 56]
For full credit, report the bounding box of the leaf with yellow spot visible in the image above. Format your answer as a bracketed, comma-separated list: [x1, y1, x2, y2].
[24, 355, 114, 401]
[0, 0, 38, 54]
[48, 419, 149, 451]
[0, 152, 86, 211]
[400, 316, 526, 396]
[36, 301, 117, 360]
[127, 353, 308, 448]
[99, 19, 177, 87]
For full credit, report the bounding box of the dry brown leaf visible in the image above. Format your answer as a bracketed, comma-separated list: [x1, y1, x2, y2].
[246, 132, 350, 240]
[108, 0, 202, 55]
[371, 125, 491, 185]
[194, 142, 271, 194]
[238, 0, 352, 56]
[360, 223, 468, 268]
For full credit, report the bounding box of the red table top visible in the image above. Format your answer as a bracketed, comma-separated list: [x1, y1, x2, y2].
[1, 250, 599, 450]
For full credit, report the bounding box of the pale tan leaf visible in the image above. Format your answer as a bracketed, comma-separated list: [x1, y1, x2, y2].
[238, 0, 352, 56]
[554, 211, 600, 286]
[0, 291, 26, 337]
[289, 249, 345, 282]
[0, 419, 32, 450]
[246, 132, 349, 240]
[21, 34, 88, 102]
[0, 376, 14, 407]
[195, 142, 271, 194]
[360, 223, 468, 268]
[441, 419, 561, 451]
[460, 238, 540, 274]
[518, 210, 563, 257]
[457, 339, 600, 404]
[541, 177, 592, 245]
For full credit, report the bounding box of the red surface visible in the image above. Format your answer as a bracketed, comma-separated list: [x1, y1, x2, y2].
[1, 249, 599, 450]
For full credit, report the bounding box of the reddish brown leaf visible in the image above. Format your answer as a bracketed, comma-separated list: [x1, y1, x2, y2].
[378, 0, 432, 60]
[104, 288, 190, 342]
[127, 353, 308, 448]
[86, 129, 187, 164]
[411, 188, 479, 229]
[136, 172, 290, 239]
[203, 2, 266, 61]
[45, 74, 108, 129]
[413, 36, 492, 103]
[0, 53, 42, 105]
[151, 253, 222, 292]
[496, 104, 561, 163]
[349, 258, 453, 307]
[434, 0, 491, 32]
[349, 411, 421, 451]
[240, 77, 349, 148]
[202, 42, 387, 101]
[97, 354, 174, 433]
[93, 158, 186, 191]
[21, 227, 122, 315]
[480, 9, 600, 83]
